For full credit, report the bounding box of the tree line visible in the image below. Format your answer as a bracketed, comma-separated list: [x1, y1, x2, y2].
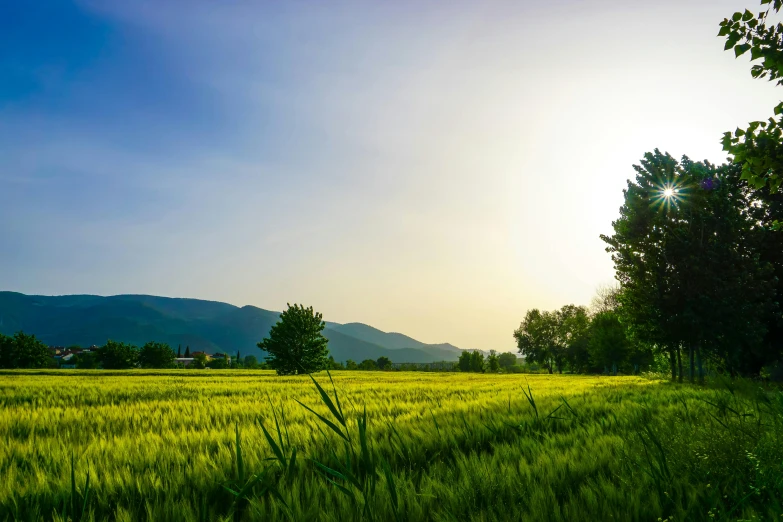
[516, 154, 781, 381]
[514, 290, 652, 376]
[515, 0, 783, 381]
[0, 332, 260, 370]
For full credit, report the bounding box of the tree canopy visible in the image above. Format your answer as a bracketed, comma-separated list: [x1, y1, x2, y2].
[98, 341, 139, 370]
[257, 303, 330, 375]
[601, 151, 777, 378]
[0, 332, 51, 369]
[138, 342, 175, 369]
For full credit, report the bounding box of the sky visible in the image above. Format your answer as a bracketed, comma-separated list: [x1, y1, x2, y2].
[1, 0, 780, 351]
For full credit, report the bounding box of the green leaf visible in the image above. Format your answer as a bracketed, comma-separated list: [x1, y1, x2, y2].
[742, 9, 754, 22]
[307, 373, 347, 429]
[718, 25, 731, 37]
[732, 12, 742, 22]
[236, 468, 270, 499]
[258, 420, 286, 466]
[382, 458, 400, 520]
[235, 423, 244, 483]
[735, 43, 752, 57]
[80, 470, 91, 521]
[312, 459, 349, 481]
[725, 37, 738, 51]
[295, 400, 349, 442]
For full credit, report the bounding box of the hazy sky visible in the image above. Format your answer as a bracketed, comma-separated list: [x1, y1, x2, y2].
[1, 0, 780, 350]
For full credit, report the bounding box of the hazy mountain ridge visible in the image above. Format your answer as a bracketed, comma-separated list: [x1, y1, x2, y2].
[0, 292, 475, 363]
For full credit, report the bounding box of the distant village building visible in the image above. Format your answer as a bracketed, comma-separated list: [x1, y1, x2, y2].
[212, 352, 232, 364]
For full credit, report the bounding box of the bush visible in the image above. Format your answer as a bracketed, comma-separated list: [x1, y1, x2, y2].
[358, 359, 377, 370]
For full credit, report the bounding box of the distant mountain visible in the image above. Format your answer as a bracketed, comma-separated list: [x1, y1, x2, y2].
[328, 323, 469, 359]
[0, 292, 472, 363]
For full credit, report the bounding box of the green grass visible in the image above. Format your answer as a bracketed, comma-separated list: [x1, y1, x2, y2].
[0, 370, 781, 521]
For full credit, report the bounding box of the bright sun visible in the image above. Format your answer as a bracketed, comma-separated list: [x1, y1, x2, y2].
[663, 188, 674, 198]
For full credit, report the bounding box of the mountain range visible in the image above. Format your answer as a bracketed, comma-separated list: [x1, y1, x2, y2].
[0, 292, 475, 363]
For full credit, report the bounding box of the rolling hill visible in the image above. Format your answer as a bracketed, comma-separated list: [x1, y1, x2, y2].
[0, 292, 474, 363]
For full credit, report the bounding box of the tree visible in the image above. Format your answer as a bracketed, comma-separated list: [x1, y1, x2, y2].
[358, 359, 377, 370]
[98, 340, 139, 369]
[184, 346, 190, 357]
[589, 284, 621, 316]
[207, 357, 228, 369]
[719, 1, 783, 193]
[345, 359, 358, 370]
[498, 352, 517, 369]
[602, 151, 776, 379]
[177, 344, 182, 358]
[257, 303, 330, 375]
[588, 312, 629, 374]
[514, 309, 558, 373]
[192, 352, 208, 369]
[138, 342, 175, 369]
[458, 351, 472, 372]
[558, 305, 591, 373]
[244, 355, 258, 369]
[327, 356, 344, 370]
[376, 356, 391, 370]
[469, 351, 485, 372]
[0, 334, 12, 368]
[487, 350, 500, 372]
[73, 351, 99, 369]
[1, 332, 51, 369]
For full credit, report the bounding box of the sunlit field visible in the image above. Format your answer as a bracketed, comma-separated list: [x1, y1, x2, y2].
[1, 371, 782, 521]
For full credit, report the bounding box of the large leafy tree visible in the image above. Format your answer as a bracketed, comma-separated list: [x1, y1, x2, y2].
[376, 356, 391, 370]
[720, 1, 783, 193]
[257, 303, 329, 375]
[514, 309, 559, 373]
[458, 351, 472, 372]
[358, 359, 377, 370]
[498, 352, 517, 369]
[588, 312, 630, 374]
[558, 305, 591, 373]
[514, 306, 590, 374]
[487, 350, 500, 372]
[138, 342, 175, 369]
[469, 351, 485, 372]
[99, 340, 139, 369]
[602, 151, 776, 378]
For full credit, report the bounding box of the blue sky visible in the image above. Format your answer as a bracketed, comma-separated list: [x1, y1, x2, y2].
[1, 0, 780, 350]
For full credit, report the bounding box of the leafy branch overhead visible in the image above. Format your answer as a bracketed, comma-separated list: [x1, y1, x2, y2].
[720, 0, 783, 192]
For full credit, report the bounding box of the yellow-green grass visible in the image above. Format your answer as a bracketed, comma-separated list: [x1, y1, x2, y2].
[0, 371, 781, 521]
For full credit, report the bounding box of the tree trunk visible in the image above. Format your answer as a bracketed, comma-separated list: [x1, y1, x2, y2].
[677, 346, 683, 383]
[689, 345, 695, 383]
[669, 348, 677, 381]
[696, 344, 704, 383]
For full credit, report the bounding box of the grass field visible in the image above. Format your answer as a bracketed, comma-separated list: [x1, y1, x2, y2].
[1, 371, 782, 521]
